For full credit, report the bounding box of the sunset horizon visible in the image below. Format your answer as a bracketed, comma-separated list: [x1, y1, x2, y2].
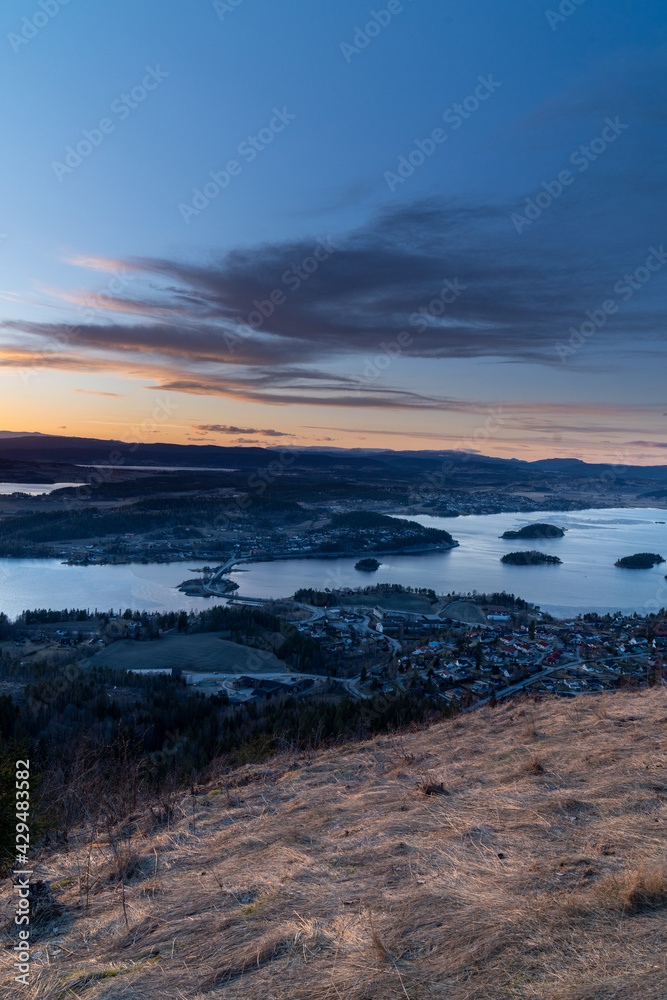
[2, 2, 666, 466]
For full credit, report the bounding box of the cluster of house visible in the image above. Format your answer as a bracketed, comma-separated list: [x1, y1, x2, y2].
[227, 674, 316, 703]
[405, 491, 580, 516]
[385, 611, 665, 707]
[292, 609, 395, 658]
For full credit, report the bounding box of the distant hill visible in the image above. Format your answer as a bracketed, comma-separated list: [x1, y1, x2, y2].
[1, 432, 666, 480]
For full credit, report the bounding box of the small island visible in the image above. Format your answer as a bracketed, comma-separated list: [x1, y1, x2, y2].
[501, 550, 562, 565]
[178, 572, 239, 596]
[614, 552, 665, 569]
[501, 523, 565, 540]
[355, 557, 381, 571]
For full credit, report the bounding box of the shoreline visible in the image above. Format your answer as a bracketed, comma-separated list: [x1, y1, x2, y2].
[0, 504, 664, 571]
[204, 542, 460, 596]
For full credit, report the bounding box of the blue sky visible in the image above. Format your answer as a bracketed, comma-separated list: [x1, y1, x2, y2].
[1, 0, 666, 460]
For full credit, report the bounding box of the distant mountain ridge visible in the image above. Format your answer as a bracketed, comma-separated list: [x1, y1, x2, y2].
[0, 432, 665, 481]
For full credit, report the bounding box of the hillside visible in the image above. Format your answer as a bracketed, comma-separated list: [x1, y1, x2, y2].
[2, 688, 666, 999]
[87, 632, 285, 674]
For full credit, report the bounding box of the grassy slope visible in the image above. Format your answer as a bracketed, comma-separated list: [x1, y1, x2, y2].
[2, 688, 666, 1000]
[86, 633, 284, 674]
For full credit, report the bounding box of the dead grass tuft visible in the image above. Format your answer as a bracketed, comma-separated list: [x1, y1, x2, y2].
[92, 847, 144, 890]
[368, 911, 392, 964]
[521, 714, 539, 740]
[524, 753, 545, 774]
[595, 865, 667, 913]
[592, 697, 610, 720]
[418, 778, 449, 796]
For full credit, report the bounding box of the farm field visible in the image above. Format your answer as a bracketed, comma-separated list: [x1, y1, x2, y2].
[87, 632, 285, 674]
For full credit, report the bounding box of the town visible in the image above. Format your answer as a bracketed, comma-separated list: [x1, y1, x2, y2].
[4, 587, 664, 712]
[279, 590, 665, 706]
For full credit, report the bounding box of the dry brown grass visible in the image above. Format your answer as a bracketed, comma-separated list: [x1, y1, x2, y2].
[594, 865, 667, 914]
[2, 688, 667, 999]
[523, 753, 545, 775]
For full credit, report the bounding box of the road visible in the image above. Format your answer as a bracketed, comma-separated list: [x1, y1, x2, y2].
[476, 651, 641, 706]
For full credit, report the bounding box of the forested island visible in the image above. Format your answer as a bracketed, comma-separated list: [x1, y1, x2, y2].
[318, 511, 456, 554]
[501, 522, 565, 539]
[501, 550, 562, 565]
[355, 557, 381, 571]
[614, 552, 665, 569]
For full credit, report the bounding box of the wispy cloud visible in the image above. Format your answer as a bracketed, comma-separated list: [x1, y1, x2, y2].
[194, 424, 294, 437]
[71, 389, 126, 397]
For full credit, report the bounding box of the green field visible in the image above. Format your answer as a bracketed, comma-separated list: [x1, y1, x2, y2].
[438, 600, 488, 624]
[87, 632, 284, 674]
[339, 593, 434, 613]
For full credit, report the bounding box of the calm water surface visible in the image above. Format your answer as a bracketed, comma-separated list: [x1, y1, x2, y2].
[0, 508, 665, 619]
[0, 482, 82, 495]
[0, 560, 218, 618]
[227, 508, 667, 618]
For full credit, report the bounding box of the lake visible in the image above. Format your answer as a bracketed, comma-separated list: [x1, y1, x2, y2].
[227, 507, 667, 618]
[0, 559, 219, 619]
[0, 482, 83, 496]
[0, 508, 665, 620]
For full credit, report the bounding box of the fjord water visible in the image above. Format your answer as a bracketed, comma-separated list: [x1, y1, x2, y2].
[0, 508, 665, 620]
[226, 508, 667, 618]
[0, 482, 83, 495]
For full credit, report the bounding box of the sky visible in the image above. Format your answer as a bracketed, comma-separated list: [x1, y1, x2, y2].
[1, 0, 666, 462]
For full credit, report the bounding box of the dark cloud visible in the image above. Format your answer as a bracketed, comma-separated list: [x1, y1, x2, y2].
[4, 131, 667, 410]
[194, 424, 294, 437]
